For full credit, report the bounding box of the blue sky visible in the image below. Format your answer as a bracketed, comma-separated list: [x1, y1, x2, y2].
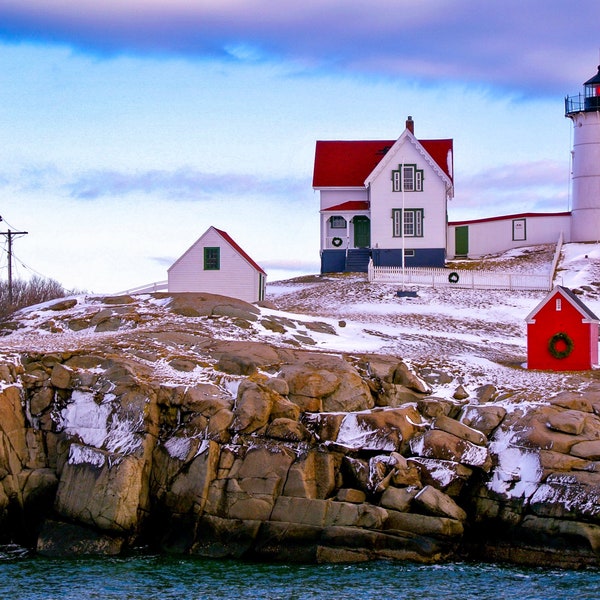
[0, 1, 598, 292]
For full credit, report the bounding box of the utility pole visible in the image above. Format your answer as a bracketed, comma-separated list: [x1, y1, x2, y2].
[0, 229, 28, 304]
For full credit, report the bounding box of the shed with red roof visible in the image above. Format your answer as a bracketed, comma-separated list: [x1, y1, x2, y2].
[313, 116, 454, 273]
[168, 226, 266, 303]
[526, 286, 599, 371]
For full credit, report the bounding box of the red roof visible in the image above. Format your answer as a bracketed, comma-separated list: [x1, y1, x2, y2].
[321, 201, 370, 212]
[214, 227, 266, 275]
[312, 138, 453, 187]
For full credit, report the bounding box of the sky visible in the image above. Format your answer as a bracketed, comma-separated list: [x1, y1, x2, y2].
[0, 1, 599, 293]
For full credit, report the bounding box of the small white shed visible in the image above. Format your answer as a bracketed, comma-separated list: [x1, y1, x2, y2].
[168, 226, 266, 303]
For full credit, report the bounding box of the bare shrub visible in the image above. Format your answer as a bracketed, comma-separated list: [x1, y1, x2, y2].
[0, 276, 71, 321]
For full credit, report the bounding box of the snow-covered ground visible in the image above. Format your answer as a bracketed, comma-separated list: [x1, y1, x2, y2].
[3, 242, 600, 402]
[266, 242, 600, 398]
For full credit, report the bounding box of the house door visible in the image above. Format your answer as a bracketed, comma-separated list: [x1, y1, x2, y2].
[455, 226, 469, 256]
[353, 216, 370, 248]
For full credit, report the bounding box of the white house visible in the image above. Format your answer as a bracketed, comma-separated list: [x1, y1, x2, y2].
[313, 117, 454, 272]
[168, 226, 266, 303]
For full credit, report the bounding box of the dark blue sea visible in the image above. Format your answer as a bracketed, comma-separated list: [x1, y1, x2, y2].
[1, 551, 599, 600]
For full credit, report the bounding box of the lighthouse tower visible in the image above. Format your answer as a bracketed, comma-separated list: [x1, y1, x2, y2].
[566, 65, 600, 242]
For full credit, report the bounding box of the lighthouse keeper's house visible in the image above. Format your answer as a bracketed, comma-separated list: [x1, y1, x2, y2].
[313, 117, 454, 274]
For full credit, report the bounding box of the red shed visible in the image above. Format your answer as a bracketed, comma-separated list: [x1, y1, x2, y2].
[526, 286, 599, 371]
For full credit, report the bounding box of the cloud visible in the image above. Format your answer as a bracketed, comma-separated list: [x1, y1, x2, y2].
[0, 1, 597, 95]
[452, 160, 571, 219]
[67, 167, 308, 200]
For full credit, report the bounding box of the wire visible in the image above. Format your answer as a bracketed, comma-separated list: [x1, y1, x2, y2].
[0, 216, 22, 232]
[9, 250, 56, 281]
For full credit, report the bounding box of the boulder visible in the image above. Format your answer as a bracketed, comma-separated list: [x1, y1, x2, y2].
[432, 414, 487, 446]
[265, 418, 310, 442]
[281, 356, 374, 413]
[335, 406, 425, 453]
[571, 440, 600, 460]
[380, 486, 418, 512]
[391, 362, 431, 394]
[409, 458, 473, 496]
[410, 429, 491, 470]
[37, 519, 124, 557]
[230, 382, 273, 434]
[460, 404, 507, 437]
[413, 485, 467, 521]
[547, 410, 587, 435]
[54, 445, 146, 533]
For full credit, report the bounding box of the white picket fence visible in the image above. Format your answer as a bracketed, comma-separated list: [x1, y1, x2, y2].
[367, 261, 552, 291]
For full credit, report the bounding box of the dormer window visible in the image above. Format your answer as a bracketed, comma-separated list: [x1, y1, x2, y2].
[392, 164, 423, 192]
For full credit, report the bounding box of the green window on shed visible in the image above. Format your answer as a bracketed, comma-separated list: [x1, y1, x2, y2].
[204, 247, 220, 270]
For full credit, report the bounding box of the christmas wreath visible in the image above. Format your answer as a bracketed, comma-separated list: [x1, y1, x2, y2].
[548, 332, 574, 359]
[332, 237, 343, 247]
[448, 271, 459, 284]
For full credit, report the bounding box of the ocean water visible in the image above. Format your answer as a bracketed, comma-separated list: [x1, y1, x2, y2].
[0, 553, 599, 600]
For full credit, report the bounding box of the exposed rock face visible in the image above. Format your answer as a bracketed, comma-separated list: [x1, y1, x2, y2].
[2, 292, 600, 567]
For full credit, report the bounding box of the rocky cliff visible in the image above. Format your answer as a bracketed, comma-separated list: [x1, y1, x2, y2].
[1, 291, 600, 567]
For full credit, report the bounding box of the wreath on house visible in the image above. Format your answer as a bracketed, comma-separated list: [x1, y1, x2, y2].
[548, 332, 574, 359]
[332, 237, 343, 247]
[448, 271, 459, 284]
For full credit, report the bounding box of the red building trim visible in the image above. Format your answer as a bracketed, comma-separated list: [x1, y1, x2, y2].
[449, 212, 572, 227]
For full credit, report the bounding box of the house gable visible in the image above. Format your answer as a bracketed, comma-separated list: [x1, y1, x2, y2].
[526, 285, 599, 324]
[365, 130, 453, 197]
[168, 226, 266, 276]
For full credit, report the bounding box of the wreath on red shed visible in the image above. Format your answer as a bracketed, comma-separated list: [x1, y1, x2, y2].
[548, 332, 574, 360]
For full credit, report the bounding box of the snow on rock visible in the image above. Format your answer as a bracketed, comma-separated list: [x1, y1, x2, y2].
[67, 443, 107, 468]
[59, 390, 143, 455]
[335, 413, 397, 452]
[487, 426, 543, 500]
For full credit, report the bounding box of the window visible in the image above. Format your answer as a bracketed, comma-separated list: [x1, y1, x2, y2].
[404, 249, 415, 257]
[392, 209, 424, 237]
[204, 247, 220, 270]
[391, 163, 423, 192]
[330, 216, 347, 229]
[556, 298, 562, 312]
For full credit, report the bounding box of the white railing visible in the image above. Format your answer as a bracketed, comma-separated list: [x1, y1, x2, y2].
[368, 261, 551, 291]
[549, 232, 564, 285]
[117, 280, 169, 295]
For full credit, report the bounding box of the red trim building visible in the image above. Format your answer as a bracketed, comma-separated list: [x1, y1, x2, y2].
[526, 286, 599, 371]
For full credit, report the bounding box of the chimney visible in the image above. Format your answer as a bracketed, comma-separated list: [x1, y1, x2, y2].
[405, 115, 414, 134]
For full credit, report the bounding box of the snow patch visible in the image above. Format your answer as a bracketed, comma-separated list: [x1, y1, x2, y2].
[336, 414, 396, 451]
[488, 427, 542, 499]
[68, 443, 106, 468]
